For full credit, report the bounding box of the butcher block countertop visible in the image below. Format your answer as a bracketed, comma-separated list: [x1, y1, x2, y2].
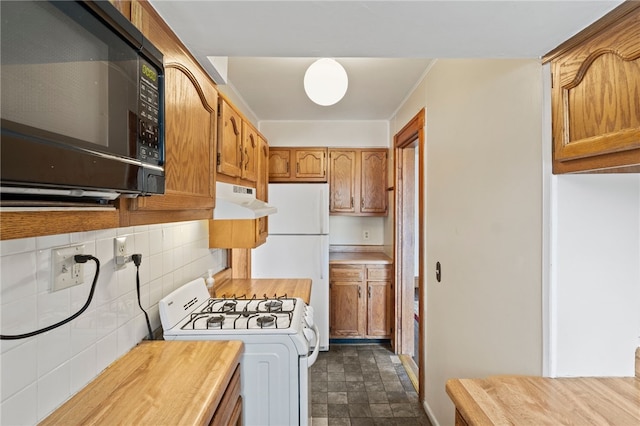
[212, 278, 312, 304]
[446, 375, 640, 426]
[329, 252, 393, 264]
[40, 341, 243, 426]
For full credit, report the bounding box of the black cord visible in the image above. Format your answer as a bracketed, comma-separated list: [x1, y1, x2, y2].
[0, 255, 100, 340]
[132, 254, 153, 341]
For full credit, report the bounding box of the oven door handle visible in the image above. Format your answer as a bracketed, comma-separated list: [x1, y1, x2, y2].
[307, 325, 321, 367]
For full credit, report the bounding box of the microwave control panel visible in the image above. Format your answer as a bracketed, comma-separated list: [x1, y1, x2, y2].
[138, 59, 162, 166]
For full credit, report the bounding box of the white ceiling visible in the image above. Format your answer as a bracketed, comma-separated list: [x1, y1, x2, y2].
[149, 0, 623, 121]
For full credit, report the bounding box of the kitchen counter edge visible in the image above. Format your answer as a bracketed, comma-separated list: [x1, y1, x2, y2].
[39, 340, 243, 425]
[446, 375, 640, 426]
[329, 252, 393, 264]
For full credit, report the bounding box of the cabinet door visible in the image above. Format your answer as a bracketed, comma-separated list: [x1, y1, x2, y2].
[330, 280, 364, 337]
[330, 264, 365, 337]
[256, 136, 269, 244]
[360, 150, 388, 214]
[329, 150, 356, 213]
[366, 265, 392, 338]
[269, 148, 292, 180]
[218, 99, 243, 178]
[366, 279, 392, 338]
[295, 149, 327, 181]
[550, 5, 640, 173]
[130, 63, 216, 218]
[241, 122, 258, 182]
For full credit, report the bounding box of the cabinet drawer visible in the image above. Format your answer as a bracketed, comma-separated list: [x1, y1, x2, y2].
[330, 265, 364, 281]
[366, 266, 391, 280]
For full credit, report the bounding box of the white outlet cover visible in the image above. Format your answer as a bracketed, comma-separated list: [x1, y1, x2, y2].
[114, 236, 128, 269]
[51, 244, 85, 292]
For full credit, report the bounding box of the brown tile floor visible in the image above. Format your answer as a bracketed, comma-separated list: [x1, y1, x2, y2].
[310, 343, 431, 426]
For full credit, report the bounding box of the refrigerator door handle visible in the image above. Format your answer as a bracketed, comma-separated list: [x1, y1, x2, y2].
[320, 185, 328, 234]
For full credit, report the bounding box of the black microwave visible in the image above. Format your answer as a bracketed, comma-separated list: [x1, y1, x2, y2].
[0, 0, 164, 204]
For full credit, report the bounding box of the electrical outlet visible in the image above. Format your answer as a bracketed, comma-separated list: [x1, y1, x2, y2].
[51, 244, 85, 291]
[363, 230, 370, 240]
[114, 236, 128, 269]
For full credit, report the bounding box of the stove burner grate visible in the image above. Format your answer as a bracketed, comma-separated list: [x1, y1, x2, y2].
[221, 301, 237, 313]
[263, 300, 283, 312]
[256, 315, 277, 328]
[206, 315, 225, 329]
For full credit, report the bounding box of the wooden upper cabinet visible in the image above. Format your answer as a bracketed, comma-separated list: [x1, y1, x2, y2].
[295, 149, 327, 181]
[217, 98, 259, 183]
[256, 136, 269, 244]
[546, 3, 640, 173]
[268, 147, 327, 182]
[241, 122, 259, 182]
[130, 65, 217, 216]
[329, 148, 388, 216]
[268, 149, 292, 180]
[360, 150, 387, 214]
[124, 1, 218, 225]
[328, 150, 357, 213]
[217, 99, 243, 179]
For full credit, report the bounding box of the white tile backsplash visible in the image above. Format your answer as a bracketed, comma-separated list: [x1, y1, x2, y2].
[0, 220, 227, 425]
[1, 383, 37, 426]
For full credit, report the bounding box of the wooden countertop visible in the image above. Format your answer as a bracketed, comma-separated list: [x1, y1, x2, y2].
[212, 278, 312, 304]
[446, 375, 640, 426]
[329, 252, 393, 264]
[40, 341, 243, 426]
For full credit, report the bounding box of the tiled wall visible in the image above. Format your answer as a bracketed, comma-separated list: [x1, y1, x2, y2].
[0, 220, 227, 425]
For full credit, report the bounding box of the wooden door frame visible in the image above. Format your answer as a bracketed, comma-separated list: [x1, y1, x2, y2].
[393, 108, 425, 399]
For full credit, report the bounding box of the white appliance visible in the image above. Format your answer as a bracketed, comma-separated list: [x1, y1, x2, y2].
[252, 183, 330, 350]
[213, 181, 277, 219]
[160, 278, 320, 426]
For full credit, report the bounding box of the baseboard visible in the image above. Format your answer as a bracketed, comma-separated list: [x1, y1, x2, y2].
[329, 338, 391, 345]
[423, 399, 441, 426]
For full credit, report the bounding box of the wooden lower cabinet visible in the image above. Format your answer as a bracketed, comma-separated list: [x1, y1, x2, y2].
[329, 264, 392, 338]
[210, 365, 242, 426]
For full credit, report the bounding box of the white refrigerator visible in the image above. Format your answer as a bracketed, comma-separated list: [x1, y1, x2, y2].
[252, 183, 329, 350]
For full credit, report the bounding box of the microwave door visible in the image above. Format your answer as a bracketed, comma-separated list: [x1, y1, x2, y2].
[0, 0, 139, 160]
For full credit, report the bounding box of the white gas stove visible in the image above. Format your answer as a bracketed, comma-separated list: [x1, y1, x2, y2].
[159, 278, 319, 426]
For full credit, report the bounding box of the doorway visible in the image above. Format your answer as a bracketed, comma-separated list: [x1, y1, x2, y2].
[394, 109, 425, 400]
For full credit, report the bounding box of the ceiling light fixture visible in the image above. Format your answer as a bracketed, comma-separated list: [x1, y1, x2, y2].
[303, 58, 348, 106]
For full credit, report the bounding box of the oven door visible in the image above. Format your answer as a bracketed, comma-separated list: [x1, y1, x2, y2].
[299, 325, 320, 426]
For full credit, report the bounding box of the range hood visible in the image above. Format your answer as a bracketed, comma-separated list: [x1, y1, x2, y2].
[213, 182, 277, 220]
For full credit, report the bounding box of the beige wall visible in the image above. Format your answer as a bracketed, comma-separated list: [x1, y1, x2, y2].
[259, 120, 389, 147]
[393, 59, 543, 425]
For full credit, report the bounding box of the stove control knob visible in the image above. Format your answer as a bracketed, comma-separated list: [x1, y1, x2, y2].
[304, 305, 315, 328]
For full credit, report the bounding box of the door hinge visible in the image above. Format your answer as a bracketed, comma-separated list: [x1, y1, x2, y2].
[216, 152, 221, 166]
